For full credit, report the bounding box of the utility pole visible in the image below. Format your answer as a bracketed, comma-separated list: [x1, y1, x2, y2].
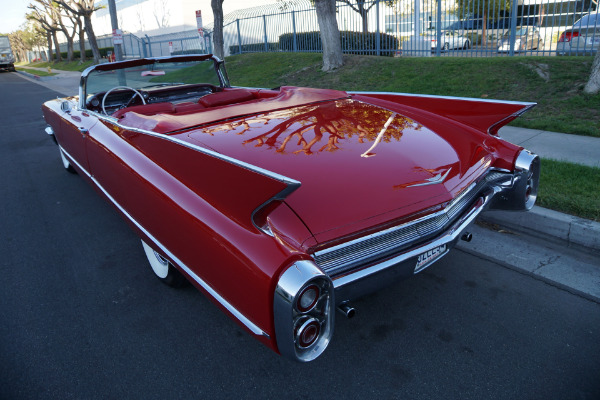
[108, 0, 123, 61]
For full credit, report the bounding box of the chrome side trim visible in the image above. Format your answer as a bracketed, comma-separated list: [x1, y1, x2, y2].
[349, 91, 537, 107]
[333, 190, 492, 288]
[59, 145, 270, 338]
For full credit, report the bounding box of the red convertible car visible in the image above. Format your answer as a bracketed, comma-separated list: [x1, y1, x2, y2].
[43, 54, 539, 362]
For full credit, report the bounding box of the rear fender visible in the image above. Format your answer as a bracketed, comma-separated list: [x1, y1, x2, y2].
[119, 126, 301, 235]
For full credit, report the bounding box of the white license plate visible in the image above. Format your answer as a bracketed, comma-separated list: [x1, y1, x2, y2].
[415, 244, 448, 272]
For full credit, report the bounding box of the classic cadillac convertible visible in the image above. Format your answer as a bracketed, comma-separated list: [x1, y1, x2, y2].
[42, 54, 539, 362]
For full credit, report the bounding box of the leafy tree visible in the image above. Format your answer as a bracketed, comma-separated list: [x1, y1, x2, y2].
[32, 0, 78, 62]
[338, 0, 398, 34]
[26, 6, 62, 62]
[54, 0, 103, 63]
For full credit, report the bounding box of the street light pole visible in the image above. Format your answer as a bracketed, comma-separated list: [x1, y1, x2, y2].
[108, 0, 123, 61]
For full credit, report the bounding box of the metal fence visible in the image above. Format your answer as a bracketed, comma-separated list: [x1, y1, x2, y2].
[58, 32, 146, 59]
[60, 0, 599, 59]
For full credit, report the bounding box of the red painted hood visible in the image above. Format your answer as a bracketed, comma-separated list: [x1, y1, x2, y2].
[179, 97, 510, 246]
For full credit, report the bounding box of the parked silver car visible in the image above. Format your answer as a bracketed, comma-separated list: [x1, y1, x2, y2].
[556, 12, 600, 56]
[427, 30, 471, 51]
[497, 26, 543, 52]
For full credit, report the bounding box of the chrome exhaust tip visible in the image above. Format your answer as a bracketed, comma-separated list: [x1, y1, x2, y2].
[337, 302, 356, 319]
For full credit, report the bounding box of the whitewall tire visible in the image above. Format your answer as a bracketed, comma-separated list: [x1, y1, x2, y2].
[141, 240, 188, 287]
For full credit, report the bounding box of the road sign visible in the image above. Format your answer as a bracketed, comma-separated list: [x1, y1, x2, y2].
[196, 10, 204, 38]
[112, 29, 123, 45]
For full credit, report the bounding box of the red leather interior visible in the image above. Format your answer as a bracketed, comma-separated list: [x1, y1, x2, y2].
[117, 87, 350, 134]
[174, 102, 206, 114]
[199, 89, 256, 108]
[113, 102, 176, 119]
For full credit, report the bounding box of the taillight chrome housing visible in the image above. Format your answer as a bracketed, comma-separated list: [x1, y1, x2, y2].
[489, 149, 540, 211]
[274, 260, 334, 362]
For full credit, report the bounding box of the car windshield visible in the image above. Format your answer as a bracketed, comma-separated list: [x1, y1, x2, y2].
[85, 58, 227, 96]
[0, 36, 11, 53]
[574, 13, 600, 28]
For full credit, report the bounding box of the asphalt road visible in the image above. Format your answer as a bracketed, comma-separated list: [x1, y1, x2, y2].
[1, 71, 599, 400]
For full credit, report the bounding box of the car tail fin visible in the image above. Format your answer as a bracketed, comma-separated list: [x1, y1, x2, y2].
[351, 92, 535, 136]
[130, 132, 300, 235]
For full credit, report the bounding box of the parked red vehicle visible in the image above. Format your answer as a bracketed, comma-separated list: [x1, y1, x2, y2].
[42, 55, 539, 362]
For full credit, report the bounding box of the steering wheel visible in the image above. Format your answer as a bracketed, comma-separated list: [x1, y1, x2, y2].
[102, 86, 146, 115]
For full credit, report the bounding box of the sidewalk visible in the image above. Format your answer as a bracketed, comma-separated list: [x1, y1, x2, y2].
[14, 67, 600, 254]
[498, 126, 600, 168]
[16, 67, 80, 97]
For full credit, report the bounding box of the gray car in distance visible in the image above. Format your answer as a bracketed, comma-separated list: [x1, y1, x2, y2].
[556, 12, 600, 56]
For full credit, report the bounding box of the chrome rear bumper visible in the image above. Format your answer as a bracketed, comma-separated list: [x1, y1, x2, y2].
[332, 190, 490, 303]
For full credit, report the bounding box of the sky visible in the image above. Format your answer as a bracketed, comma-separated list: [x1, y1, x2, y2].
[0, 0, 276, 34]
[1, 0, 31, 33]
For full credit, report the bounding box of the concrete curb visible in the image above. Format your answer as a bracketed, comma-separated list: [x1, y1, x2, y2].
[16, 70, 59, 81]
[480, 206, 600, 253]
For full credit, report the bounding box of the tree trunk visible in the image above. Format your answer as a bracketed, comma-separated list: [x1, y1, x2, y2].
[83, 14, 101, 63]
[46, 33, 54, 62]
[211, 0, 225, 59]
[360, 4, 368, 34]
[315, 0, 343, 71]
[65, 36, 74, 62]
[52, 31, 62, 62]
[583, 47, 600, 94]
[78, 18, 86, 62]
[482, 13, 487, 47]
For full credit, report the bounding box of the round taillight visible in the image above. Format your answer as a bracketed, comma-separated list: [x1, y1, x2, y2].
[296, 284, 319, 312]
[296, 319, 321, 348]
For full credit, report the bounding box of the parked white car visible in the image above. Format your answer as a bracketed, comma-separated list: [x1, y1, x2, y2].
[426, 30, 471, 51]
[556, 12, 600, 56]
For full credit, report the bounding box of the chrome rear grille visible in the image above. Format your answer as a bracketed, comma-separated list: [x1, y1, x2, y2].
[312, 170, 511, 276]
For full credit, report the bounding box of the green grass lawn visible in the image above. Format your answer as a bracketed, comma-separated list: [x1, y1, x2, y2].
[537, 159, 600, 221]
[16, 67, 57, 77]
[25, 60, 94, 72]
[226, 53, 600, 137]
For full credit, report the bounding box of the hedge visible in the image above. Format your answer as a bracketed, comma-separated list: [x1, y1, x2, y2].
[278, 31, 399, 56]
[170, 49, 206, 55]
[58, 47, 115, 60]
[229, 42, 279, 54]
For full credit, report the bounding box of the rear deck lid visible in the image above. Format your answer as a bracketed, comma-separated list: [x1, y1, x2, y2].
[179, 97, 494, 245]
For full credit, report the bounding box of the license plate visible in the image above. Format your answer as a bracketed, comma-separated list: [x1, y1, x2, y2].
[415, 244, 448, 272]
